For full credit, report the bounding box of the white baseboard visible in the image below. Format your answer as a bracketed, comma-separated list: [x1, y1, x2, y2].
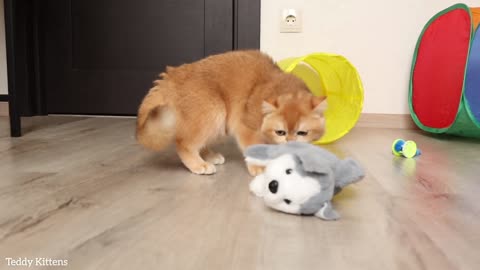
[0, 107, 417, 130]
[356, 113, 417, 129]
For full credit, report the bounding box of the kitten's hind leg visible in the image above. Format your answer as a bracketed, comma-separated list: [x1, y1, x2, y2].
[174, 93, 226, 175]
[201, 148, 225, 165]
[177, 143, 216, 175]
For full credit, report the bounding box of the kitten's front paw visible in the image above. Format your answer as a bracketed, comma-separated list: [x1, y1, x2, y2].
[189, 162, 217, 175]
[204, 153, 225, 165]
[247, 164, 265, 176]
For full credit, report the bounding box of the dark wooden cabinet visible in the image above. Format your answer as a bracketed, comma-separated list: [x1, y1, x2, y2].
[4, 0, 260, 135]
[43, 0, 232, 115]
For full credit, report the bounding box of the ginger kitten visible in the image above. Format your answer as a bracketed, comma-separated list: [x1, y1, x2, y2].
[136, 50, 326, 175]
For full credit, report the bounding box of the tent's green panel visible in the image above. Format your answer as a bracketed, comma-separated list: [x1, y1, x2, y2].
[446, 105, 480, 137]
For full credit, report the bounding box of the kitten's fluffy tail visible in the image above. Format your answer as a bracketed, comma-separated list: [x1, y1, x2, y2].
[136, 80, 176, 151]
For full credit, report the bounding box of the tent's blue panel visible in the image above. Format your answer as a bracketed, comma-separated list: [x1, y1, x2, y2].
[465, 26, 480, 123]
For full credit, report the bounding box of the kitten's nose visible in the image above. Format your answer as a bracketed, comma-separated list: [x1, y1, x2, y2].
[287, 135, 295, 141]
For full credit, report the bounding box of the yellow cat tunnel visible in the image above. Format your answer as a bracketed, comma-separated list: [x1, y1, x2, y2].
[278, 53, 364, 144]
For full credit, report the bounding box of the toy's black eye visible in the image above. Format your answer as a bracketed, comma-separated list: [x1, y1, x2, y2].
[297, 131, 308, 136]
[283, 199, 291, 205]
[268, 180, 278, 194]
[286, 169, 292, 175]
[275, 130, 286, 136]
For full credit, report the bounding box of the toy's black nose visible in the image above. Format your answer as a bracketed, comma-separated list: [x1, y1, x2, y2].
[268, 180, 278, 194]
[283, 199, 291, 204]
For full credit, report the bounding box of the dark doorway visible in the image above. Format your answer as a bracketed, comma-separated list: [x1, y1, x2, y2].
[4, 0, 260, 135]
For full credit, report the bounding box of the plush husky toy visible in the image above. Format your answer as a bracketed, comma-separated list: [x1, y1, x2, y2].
[245, 142, 364, 220]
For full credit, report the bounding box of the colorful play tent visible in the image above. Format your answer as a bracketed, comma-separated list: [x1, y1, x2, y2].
[410, 3, 480, 138]
[278, 53, 364, 144]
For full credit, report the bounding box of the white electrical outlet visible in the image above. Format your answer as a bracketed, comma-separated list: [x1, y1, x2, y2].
[280, 8, 302, 33]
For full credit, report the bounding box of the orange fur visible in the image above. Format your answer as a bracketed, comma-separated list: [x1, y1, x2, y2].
[136, 50, 326, 175]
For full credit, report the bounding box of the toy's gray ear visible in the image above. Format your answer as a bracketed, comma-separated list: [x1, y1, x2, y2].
[295, 152, 331, 175]
[244, 144, 276, 166]
[333, 158, 365, 188]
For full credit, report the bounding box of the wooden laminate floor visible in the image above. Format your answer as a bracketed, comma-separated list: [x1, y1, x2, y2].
[0, 116, 479, 270]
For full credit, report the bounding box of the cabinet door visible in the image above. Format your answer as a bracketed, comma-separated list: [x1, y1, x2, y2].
[40, 0, 232, 115]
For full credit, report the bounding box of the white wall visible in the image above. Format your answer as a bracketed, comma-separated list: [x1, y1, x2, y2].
[261, 0, 480, 114]
[0, 0, 7, 95]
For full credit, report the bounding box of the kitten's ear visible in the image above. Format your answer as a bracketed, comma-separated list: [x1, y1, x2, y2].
[311, 96, 327, 114]
[262, 98, 278, 115]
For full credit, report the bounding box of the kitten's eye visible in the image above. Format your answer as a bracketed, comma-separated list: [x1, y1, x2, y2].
[286, 169, 292, 175]
[275, 130, 286, 136]
[296, 131, 308, 136]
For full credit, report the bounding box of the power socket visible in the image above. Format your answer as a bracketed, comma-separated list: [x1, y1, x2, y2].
[280, 8, 302, 33]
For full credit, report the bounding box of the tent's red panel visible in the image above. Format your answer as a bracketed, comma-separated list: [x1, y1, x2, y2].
[412, 8, 471, 128]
